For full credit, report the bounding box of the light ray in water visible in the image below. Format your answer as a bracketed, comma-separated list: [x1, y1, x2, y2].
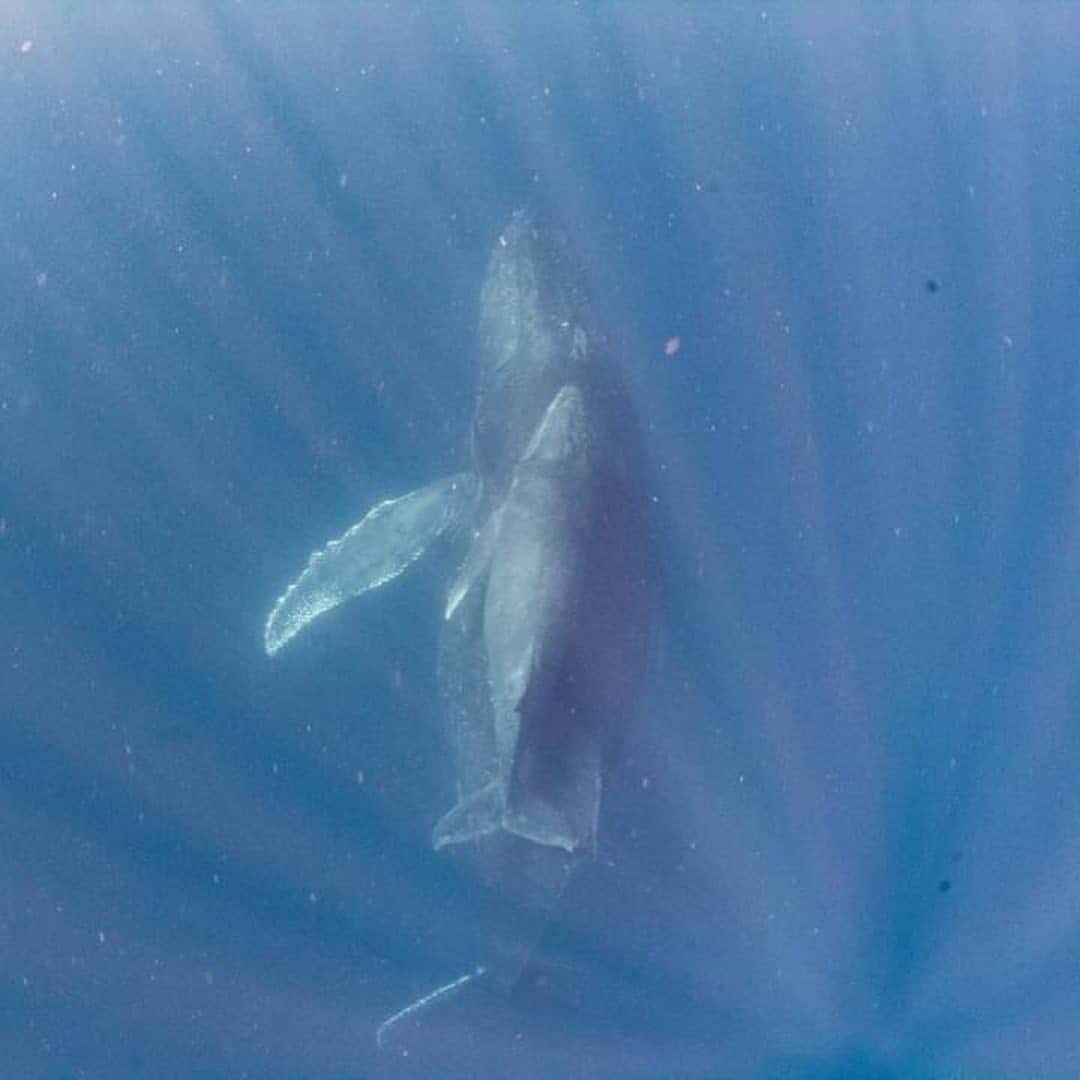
[375, 965, 488, 1049]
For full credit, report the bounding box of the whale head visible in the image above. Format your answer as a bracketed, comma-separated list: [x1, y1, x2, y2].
[472, 211, 592, 488]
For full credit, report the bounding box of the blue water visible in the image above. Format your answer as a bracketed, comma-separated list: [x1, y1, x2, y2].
[4, 5, 1080, 1077]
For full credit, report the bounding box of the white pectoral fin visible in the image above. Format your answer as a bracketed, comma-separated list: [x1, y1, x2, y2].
[264, 473, 477, 655]
[444, 505, 503, 621]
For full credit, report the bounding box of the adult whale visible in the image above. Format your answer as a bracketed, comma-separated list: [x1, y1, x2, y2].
[264, 209, 650, 1027]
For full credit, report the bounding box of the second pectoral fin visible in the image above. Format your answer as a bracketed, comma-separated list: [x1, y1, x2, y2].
[444, 504, 503, 621]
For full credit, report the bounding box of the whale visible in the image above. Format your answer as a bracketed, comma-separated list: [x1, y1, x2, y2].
[264, 209, 650, 1031]
[435, 383, 597, 852]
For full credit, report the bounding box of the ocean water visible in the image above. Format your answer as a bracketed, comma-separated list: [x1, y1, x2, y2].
[4, 5, 1080, 1077]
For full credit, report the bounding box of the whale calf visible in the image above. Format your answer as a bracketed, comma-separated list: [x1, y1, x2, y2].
[433, 384, 596, 853]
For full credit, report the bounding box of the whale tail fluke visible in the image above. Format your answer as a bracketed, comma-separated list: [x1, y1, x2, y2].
[432, 779, 581, 853]
[503, 790, 580, 853]
[431, 781, 504, 850]
[376, 964, 488, 1050]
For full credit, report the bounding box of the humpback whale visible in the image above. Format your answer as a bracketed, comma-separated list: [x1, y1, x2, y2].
[264, 209, 649, 1034]
[434, 384, 596, 852]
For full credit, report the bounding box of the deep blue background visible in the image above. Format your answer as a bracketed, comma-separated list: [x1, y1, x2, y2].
[4, 4, 1080, 1077]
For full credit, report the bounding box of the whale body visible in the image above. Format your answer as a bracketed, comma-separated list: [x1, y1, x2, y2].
[264, 209, 649, 1000]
